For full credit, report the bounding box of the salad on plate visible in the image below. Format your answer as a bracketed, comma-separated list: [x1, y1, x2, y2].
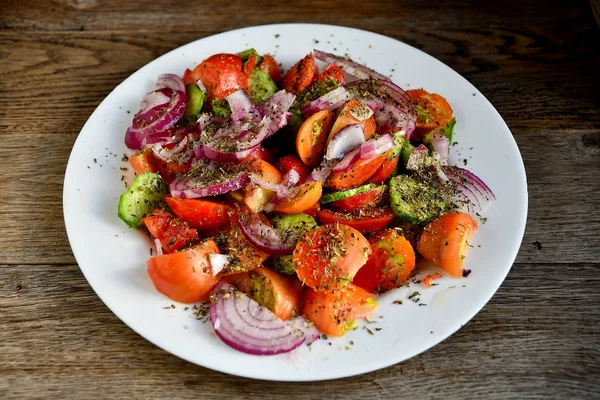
[116, 48, 495, 356]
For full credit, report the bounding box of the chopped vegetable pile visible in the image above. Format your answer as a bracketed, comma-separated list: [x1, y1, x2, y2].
[118, 48, 496, 356]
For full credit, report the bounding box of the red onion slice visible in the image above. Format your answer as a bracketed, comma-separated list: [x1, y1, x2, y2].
[431, 133, 449, 164]
[155, 73, 186, 93]
[441, 166, 496, 215]
[169, 159, 249, 199]
[227, 90, 262, 129]
[332, 148, 360, 172]
[154, 239, 163, 256]
[406, 144, 429, 171]
[359, 134, 394, 160]
[238, 212, 295, 255]
[325, 124, 366, 160]
[151, 135, 191, 162]
[210, 282, 315, 355]
[314, 50, 390, 81]
[345, 79, 416, 137]
[125, 89, 187, 149]
[301, 86, 352, 118]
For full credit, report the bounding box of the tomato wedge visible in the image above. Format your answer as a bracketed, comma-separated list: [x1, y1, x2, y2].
[147, 240, 220, 303]
[325, 151, 390, 191]
[276, 154, 310, 184]
[327, 98, 377, 145]
[296, 109, 335, 167]
[294, 223, 371, 292]
[243, 157, 282, 213]
[368, 154, 399, 185]
[317, 207, 395, 233]
[274, 181, 322, 215]
[352, 229, 416, 293]
[129, 148, 156, 175]
[303, 283, 376, 337]
[407, 89, 453, 139]
[329, 185, 385, 213]
[257, 54, 281, 83]
[417, 213, 478, 277]
[143, 209, 199, 254]
[281, 53, 319, 95]
[316, 64, 345, 85]
[164, 196, 229, 231]
[188, 53, 248, 100]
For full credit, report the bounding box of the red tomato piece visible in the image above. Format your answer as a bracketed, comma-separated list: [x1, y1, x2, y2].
[143, 210, 199, 254]
[164, 196, 230, 231]
[317, 64, 345, 85]
[316, 207, 395, 234]
[147, 240, 220, 303]
[189, 53, 248, 100]
[303, 283, 376, 337]
[294, 223, 371, 292]
[352, 229, 416, 293]
[276, 154, 310, 184]
[368, 155, 399, 185]
[329, 186, 385, 213]
[257, 54, 281, 83]
[281, 53, 319, 95]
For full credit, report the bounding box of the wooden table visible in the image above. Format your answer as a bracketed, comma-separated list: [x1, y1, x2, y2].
[1, 0, 599, 398]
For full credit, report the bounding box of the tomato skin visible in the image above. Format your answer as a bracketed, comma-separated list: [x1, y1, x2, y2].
[164, 196, 229, 231]
[325, 151, 389, 190]
[243, 157, 282, 213]
[368, 155, 399, 185]
[182, 68, 195, 85]
[257, 54, 281, 83]
[316, 207, 395, 233]
[294, 223, 371, 292]
[247, 146, 277, 164]
[296, 109, 335, 167]
[274, 181, 322, 215]
[147, 240, 220, 303]
[243, 53, 260, 76]
[129, 148, 156, 175]
[190, 53, 248, 100]
[327, 98, 377, 145]
[143, 210, 199, 254]
[407, 89, 453, 139]
[276, 154, 310, 184]
[303, 283, 376, 336]
[281, 53, 319, 95]
[352, 230, 416, 293]
[417, 213, 478, 277]
[329, 186, 385, 213]
[317, 64, 345, 85]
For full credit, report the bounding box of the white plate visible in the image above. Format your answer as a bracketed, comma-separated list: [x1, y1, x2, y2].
[63, 24, 527, 381]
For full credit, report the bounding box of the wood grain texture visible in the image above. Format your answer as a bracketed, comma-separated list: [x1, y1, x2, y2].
[1, 0, 599, 398]
[1, 263, 599, 399]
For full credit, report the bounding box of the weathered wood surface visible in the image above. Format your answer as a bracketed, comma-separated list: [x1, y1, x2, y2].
[1, 0, 599, 398]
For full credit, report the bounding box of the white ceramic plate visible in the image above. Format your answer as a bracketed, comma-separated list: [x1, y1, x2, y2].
[63, 24, 527, 381]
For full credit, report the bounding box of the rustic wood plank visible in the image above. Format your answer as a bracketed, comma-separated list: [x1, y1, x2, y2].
[0, 129, 597, 265]
[1, 262, 598, 398]
[1, 11, 599, 133]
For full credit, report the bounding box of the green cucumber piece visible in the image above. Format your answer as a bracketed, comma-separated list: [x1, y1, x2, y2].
[321, 184, 377, 204]
[179, 83, 205, 125]
[248, 68, 277, 103]
[400, 141, 415, 169]
[238, 48, 262, 64]
[425, 117, 456, 144]
[118, 172, 168, 228]
[211, 98, 231, 117]
[388, 175, 445, 224]
[272, 213, 317, 275]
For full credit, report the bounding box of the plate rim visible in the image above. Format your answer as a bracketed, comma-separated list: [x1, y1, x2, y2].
[63, 22, 528, 382]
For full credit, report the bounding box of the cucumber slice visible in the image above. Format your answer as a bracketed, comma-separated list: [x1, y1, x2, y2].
[211, 98, 231, 117]
[427, 117, 456, 144]
[321, 183, 377, 204]
[388, 175, 445, 224]
[179, 83, 205, 125]
[400, 141, 415, 169]
[118, 172, 168, 228]
[248, 68, 277, 103]
[272, 213, 317, 275]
